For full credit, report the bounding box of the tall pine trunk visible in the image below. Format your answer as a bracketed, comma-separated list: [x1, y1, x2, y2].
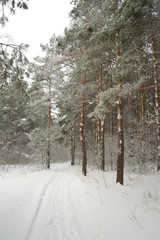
[140, 56, 145, 169]
[152, 38, 160, 171]
[110, 106, 114, 170]
[146, 92, 152, 160]
[95, 71, 100, 164]
[108, 56, 114, 170]
[80, 74, 87, 176]
[71, 128, 76, 166]
[128, 95, 134, 158]
[140, 90, 145, 169]
[100, 118, 105, 171]
[47, 80, 51, 169]
[99, 63, 105, 171]
[115, 32, 124, 185]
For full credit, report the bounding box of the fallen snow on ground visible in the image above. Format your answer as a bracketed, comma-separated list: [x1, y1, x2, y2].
[0, 162, 160, 240]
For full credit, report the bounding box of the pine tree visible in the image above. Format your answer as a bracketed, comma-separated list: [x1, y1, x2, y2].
[0, 0, 28, 26]
[0, 53, 30, 164]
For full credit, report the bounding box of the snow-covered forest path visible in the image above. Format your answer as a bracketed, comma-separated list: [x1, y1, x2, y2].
[25, 164, 80, 240]
[0, 162, 160, 240]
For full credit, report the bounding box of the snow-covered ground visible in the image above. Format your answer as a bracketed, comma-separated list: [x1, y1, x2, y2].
[0, 162, 160, 240]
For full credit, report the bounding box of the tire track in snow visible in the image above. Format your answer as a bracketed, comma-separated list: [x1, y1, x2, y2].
[25, 171, 56, 240]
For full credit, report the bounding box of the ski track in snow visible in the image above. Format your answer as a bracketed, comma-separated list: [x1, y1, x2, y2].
[25, 166, 80, 240]
[25, 173, 57, 240]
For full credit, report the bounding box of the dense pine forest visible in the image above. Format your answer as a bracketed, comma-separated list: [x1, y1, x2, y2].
[0, 0, 160, 185]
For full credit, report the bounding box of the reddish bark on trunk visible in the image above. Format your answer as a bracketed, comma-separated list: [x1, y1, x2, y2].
[115, 32, 124, 185]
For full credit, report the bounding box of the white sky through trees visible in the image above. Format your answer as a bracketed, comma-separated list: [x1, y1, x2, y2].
[0, 0, 72, 60]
